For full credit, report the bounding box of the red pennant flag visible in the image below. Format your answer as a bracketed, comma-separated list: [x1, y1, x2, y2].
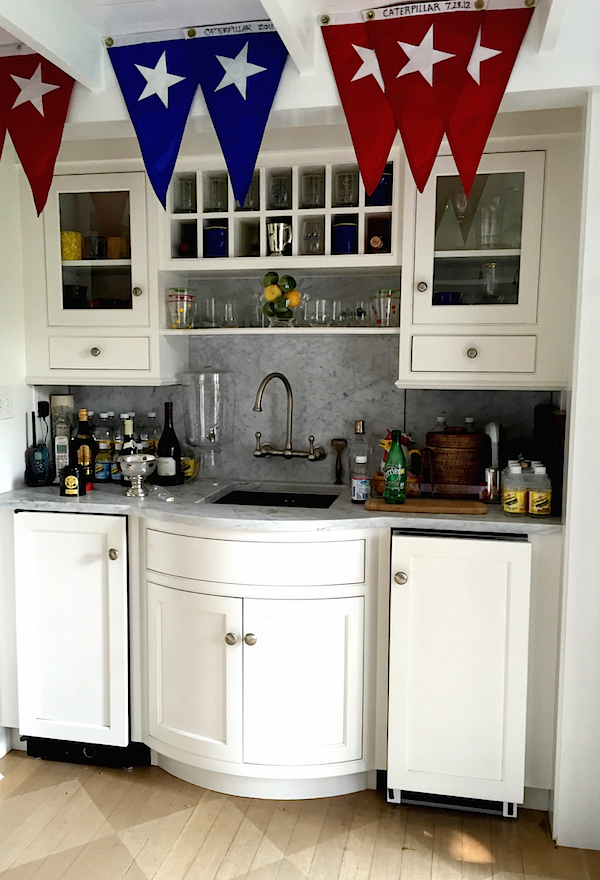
[366, 2, 484, 192]
[321, 18, 397, 195]
[446, 1, 535, 195]
[0, 54, 74, 214]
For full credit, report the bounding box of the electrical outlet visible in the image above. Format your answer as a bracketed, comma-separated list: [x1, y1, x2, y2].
[0, 386, 12, 420]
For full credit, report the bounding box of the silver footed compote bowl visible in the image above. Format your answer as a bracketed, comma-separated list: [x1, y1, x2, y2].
[116, 454, 157, 497]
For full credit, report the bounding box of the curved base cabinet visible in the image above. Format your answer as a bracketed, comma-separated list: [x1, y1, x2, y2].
[157, 754, 369, 799]
[141, 519, 377, 799]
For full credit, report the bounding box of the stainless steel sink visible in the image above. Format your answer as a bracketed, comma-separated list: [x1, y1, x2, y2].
[212, 489, 339, 509]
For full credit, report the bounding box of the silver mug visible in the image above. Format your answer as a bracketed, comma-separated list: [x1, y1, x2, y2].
[267, 222, 292, 256]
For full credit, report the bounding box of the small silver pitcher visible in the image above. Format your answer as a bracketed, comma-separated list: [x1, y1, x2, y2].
[267, 222, 292, 256]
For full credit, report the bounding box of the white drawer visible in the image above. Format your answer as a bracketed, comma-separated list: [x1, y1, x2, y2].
[48, 336, 150, 371]
[146, 529, 366, 586]
[411, 335, 537, 373]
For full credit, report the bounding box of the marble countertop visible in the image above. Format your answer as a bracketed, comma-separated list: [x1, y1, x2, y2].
[0, 480, 563, 535]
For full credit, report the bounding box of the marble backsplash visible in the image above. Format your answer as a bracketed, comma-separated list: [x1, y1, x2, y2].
[69, 334, 554, 485]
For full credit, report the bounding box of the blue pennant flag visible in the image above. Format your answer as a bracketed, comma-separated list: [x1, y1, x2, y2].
[108, 39, 198, 207]
[186, 23, 288, 206]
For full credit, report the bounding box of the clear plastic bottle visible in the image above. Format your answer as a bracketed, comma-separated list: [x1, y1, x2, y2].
[433, 416, 446, 433]
[464, 416, 476, 432]
[502, 465, 528, 515]
[111, 413, 129, 482]
[94, 413, 112, 446]
[351, 455, 370, 504]
[528, 466, 552, 516]
[349, 420, 370, 485]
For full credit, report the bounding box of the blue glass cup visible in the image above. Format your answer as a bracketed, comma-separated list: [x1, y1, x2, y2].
[203, 225, 228, 258]
[332, 221, 358, 255]
[366, 172, 392, 207]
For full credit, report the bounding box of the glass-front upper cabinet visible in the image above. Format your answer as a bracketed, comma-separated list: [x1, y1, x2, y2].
[412, 152, 545, 325]
[44, 172, 148, 327]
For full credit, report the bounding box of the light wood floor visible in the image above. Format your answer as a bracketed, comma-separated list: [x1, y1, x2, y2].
[0, 750, 598, 880]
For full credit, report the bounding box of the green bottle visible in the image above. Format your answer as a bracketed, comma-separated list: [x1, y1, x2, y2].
[383, 429, 407, 504]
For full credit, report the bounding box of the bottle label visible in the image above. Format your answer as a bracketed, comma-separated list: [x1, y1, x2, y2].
[157, 456, 176, 477]
[351, 477, 370, 502]
[502, 488, 527, 514]
[76, 444, 92, 467]
[384, 464, 406, 486]
[111, 462, 121, 481]
[95, 460, 112, 481]
[63, 474, 79, 496]
[529, 490, 551, 515]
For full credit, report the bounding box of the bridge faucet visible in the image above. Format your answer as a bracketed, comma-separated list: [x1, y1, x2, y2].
[252, 372, 326, 461]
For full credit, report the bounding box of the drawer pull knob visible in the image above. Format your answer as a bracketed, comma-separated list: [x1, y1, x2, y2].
[132, 287, 143, 297]
[416, 281, 428, 292]
[225, 632, 238, 645]
[90, 347, 101, 357]
[467, 347, 478, 359]
[244, 633, 257, 646]
[108, 548, 119, 560]
[394, 571, 408, 585]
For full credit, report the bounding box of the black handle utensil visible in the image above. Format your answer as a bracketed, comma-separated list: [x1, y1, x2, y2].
[331, 438, 347, 485]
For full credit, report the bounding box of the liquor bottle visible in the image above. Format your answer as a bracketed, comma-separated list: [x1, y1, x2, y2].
[383, 429, 407, 505]
[120, 418, 137, 484]
[111, 413, 129, 482]
[155, 402, 183, 485]
[71, 408, 97, 481]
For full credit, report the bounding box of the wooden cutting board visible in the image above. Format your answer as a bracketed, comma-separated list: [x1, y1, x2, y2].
[365, 497, 488, 515]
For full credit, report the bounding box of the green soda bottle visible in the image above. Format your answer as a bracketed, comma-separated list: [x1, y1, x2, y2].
[383, 429, 407, 504]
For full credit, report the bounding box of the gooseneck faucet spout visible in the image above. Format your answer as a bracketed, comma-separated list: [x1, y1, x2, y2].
[252, 372, 326, 462]
[253, 372, 293, 453]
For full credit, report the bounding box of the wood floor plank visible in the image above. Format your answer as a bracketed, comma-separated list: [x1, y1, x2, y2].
[250, 801, 303, 872]
[459, 812, 494, 880]
[278, 796, 330, 878]
[396, 805, 436, 880]
[369, 802, 409, 880]
[184, 795, 252, 880]
[431, 809, 463, 880]
[306, 792, 359, 880]
[151, 790, 228, 880]
[214, 799, 278, 880]
[338, 790, 387, 880]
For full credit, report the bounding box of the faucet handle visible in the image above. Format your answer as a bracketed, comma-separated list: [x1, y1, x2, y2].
[254, 431, 263, 457]
[308, 435, 327, 462]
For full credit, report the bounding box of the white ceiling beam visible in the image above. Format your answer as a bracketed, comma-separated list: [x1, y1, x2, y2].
[260, 0, 319, 75]
[0, 0, 104, 91]
[536, 0, 571, 53]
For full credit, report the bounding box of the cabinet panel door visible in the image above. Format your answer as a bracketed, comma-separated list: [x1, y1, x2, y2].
[388, 535, 531, 803]
[147, 583, 242, 762]
[243, 597, 364, 766]
[14, 512, 128, 746]
[412, 152, 544, 325]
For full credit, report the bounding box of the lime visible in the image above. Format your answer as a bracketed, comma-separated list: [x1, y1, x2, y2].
[263, 271, 279, 287]
[279, 274, 296, 293]
[273, 295, 290, 313]
[278, 307, 294, 320]
[262, 301, 276, 317]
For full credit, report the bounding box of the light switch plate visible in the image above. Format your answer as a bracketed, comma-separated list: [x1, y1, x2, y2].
[0, 386, 13, 420]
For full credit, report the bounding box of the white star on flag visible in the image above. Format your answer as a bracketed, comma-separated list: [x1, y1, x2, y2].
[136, 51, 185, 108]
[214, 42, 266, 100]
[11, 63, 59, 116]
[467, 28, 502, 84]
[351, 44, 385, 92]
[397, 25, 455, 86]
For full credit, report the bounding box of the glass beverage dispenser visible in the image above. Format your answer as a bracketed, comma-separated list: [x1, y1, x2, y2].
[181, 369, 235, 469]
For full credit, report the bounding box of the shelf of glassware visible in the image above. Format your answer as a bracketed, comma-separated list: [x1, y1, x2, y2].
[161, 160, 401, 270]
[162, 327, 400, 336]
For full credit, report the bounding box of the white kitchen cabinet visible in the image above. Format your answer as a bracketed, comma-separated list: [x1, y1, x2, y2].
[398, 138, 579, 389]
[388, 532, 531, 806]
[141, 520, 375, 797]
[13, 512, 129, 746]
[146, 585, 364, 768]
[20, 169, 187, 385]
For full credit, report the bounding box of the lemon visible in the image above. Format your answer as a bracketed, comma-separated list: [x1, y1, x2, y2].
[263, 271, 279, 287]
[286, 290, 301, 308]
[279, 274, 296, 293]
[264, 283, 281, 302]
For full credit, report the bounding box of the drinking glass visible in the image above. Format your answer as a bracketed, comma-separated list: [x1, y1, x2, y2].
[301, 173, 324, 208]
[206, 177, 227, 212]
[270, 176, 291, 209]
[335, 171, 358, 207]
[301, 218, 324, 255]
[371, 290, 400, 327]
[176, 178, 196, 213]
[221, 299, 238, 328]
[306, 299, 331, 327]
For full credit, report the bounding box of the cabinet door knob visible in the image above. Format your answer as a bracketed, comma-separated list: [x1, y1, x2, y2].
[244, 633, 257, 646]
[108, 548, 119, 560]
[467, 347, 478, 359]
[394, 571, 408, 585]
[416, 281, 428, 292]
[90, 347, 101, 357]
[132, 287, 143, 297]
[225, 632, 237, 645]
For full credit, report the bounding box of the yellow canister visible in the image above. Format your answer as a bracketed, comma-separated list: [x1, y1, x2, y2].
[61, 231, 83, 261]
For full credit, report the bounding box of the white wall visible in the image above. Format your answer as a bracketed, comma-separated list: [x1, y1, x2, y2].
[0, 141, 31, 758]
[552, 86, 600, 849]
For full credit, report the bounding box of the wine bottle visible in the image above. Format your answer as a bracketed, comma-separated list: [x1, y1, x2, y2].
[155, 402, 183, 485]
[71, 408, 97, 481]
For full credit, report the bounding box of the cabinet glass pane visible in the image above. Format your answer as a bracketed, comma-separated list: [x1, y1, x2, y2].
[433, 172, 524, 307]
[59, 191, 132, 310]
